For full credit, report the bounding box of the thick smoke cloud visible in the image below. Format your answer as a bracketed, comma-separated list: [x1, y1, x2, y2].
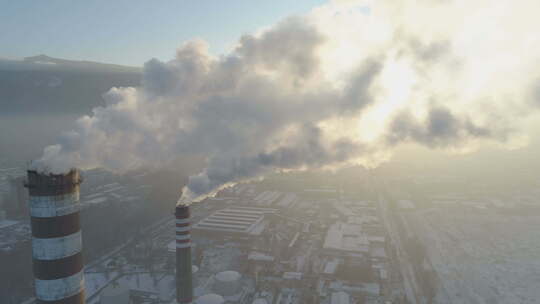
[237, 18, 323, 79]
[385, 106, 503, 148]
[34, 0, 540, 202]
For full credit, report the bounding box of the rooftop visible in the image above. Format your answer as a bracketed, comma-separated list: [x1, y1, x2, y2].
[193, 206, 277, 236]
[323, 222, 369, 254]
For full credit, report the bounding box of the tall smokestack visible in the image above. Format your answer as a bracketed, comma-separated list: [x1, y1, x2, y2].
[25, 169, 85, 304]
[175, 204, 193, 304]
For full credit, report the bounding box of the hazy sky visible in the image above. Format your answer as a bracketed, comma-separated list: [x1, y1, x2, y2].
[0, 0, 325, 66]
[17, 0, 540, 201]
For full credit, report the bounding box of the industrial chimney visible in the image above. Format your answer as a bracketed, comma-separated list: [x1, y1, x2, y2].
[175, 204, 193, 304]
[25, 169, 85, 304]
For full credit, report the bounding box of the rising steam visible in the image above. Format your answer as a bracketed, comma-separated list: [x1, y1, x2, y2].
[33, 0, 540, 203]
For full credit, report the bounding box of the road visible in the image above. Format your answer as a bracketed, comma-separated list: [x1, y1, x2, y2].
[372, 174, 425, 304]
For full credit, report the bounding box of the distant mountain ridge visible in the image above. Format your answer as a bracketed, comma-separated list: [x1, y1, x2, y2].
[0, 54, 141, 73]
[0, 55, 142, 114]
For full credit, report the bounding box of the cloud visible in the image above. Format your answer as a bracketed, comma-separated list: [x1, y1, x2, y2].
[236, 17, 324, 79]
[33, 0, 540, 203]
[385, 106, 504, 149]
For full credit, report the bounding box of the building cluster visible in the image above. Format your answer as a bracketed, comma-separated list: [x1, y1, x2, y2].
[158, 184, 394, 304]
[17, 167, 401, 304]
[0, 164, 27, 219]
[4, 155, 539, 304]
[80, 169, 151, 207]
[0, 219, 29, 253]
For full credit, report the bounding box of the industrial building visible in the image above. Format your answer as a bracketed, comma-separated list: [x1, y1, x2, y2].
[330, 291, 351, 304]
[14, 166, 401, 304]
[192, 206, 277, 237]
[23, 169, 198, 304]
[323, 222, 370, 256]
[195, 293, 224, 304]
[212, 271, 242, 296]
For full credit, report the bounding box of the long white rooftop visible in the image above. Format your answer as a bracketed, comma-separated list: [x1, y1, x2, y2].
[193, 206, 277, 236]
[323, 222, 369, 254]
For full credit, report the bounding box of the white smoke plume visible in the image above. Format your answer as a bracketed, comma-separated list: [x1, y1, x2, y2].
[33, 0, 540, 203]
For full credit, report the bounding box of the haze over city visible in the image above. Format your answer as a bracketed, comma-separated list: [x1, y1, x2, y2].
[1, 1, 539, 304]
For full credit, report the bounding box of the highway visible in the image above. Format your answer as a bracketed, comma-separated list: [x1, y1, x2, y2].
[371, 174, 425, 304]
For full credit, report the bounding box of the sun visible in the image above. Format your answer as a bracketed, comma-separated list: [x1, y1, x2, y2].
[357, 57, 417, 142]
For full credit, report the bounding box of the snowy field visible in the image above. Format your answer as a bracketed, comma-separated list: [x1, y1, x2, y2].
[0, 219, 18, 229]
[408, 208, 540, 304]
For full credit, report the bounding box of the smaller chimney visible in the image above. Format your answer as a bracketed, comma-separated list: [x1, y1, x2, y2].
[176, 204, 193, 304]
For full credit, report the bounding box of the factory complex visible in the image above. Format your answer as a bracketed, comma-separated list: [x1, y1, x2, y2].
[3, 155, 540, 304]
[10, 166, 406, 304]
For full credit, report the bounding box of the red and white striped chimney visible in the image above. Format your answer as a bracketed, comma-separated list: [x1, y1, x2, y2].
[26, 169, 85, 304]
[175, 204, 193, 304]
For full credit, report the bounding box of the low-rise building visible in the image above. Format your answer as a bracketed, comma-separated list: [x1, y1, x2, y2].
[193, 206, 277, 238]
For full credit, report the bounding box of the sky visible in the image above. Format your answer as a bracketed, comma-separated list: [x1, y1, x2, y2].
[0, 0, 325, 66]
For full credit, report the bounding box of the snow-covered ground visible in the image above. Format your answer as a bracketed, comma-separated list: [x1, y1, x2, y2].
[0, 219, 18, 229]
[409, 208, 540, 304]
